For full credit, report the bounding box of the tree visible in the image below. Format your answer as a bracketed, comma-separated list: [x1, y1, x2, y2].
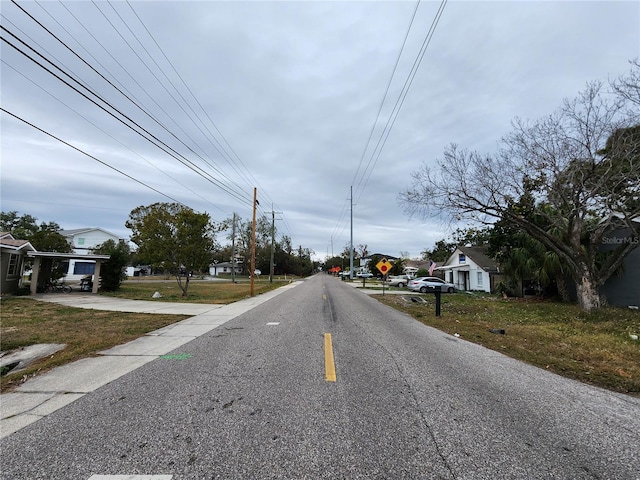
[92, 239, 131, 291]
[400, 69, 639, 312]
[0, 211, 70, 252]
[487, 217, 570, 300]
[421, 239, 455, 263]
[126, 203, 216, 296]
[390, 257, 405, 276]
[1, 211, 72, 283]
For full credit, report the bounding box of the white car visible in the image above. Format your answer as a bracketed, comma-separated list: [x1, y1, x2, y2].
[356, 272, 374, 278]
[407, 277, 456, 293]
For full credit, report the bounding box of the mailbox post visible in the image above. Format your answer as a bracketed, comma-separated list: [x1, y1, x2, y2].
[426, 284, 442, 317]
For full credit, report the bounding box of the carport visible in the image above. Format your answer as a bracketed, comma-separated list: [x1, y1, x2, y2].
[27, 251, 110, 294]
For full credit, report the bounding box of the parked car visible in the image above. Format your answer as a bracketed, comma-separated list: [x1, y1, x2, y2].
[408, 276, 456, 293]
[386, 275, 412, 287]
[356, 271, 374, 278]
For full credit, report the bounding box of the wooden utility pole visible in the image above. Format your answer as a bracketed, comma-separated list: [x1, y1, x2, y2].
[250, 188, 257, 296]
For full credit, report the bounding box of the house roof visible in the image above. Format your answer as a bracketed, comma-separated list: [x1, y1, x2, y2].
[210, 262, 241, 268]
[457, 245, 499, 273]
[441, 245, 499, 273]
[0, 233, 36, 253]
[59, 228, 121, 239]
[405, 259, 431, 269]
[362, 253, 399, 260]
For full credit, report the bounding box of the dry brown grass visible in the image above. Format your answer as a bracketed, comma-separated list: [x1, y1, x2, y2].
[377, 293, 640, 396]
[0, 298, 190, 392]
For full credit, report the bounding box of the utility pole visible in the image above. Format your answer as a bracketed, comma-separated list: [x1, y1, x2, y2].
[251, 188, 258, 297]
[349, 185, 354, 281]
[269, 205, 282, 283]
[231, 212, 237, 283]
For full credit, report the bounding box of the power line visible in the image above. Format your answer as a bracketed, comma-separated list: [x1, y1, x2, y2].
[354, 0, 448, 204]
[0, 23, 253, 207]
[1, 107, 185, 205]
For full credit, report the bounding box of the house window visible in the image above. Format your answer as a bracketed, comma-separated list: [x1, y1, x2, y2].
[459, 254, 466, 263]
[73, 262, 95, 275]
[77, 238, 85, 246]
[7, 254, 19, 277]
[477, 272, 483, 286]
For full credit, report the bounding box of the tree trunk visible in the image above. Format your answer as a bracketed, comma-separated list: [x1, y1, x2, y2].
[176, 273, 190, 297]
[574, 268, 601, 313]
[555, 275, 571, 303]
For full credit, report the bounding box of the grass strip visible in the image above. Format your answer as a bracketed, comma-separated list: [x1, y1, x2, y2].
[377, 293, 640, 396]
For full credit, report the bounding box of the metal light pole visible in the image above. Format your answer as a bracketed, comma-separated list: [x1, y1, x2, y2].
[250, 188, 257, 296]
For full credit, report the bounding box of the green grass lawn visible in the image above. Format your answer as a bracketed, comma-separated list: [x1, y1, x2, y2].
[103, 277, 288, 303]
[377, 292, 640, 396]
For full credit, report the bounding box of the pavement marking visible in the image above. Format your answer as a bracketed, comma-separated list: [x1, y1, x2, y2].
[266, 322, 280, 325]
[88, 476, 172, 479]
[159, 353, 192, 360]
[324, 333, 337, 382]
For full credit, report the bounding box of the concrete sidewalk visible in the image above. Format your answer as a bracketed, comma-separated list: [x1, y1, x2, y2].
[0, 281, 303, 439]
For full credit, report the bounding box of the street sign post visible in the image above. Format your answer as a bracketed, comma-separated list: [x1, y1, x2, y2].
[376, 258, 392, 296]
[375, 258, 392, 275]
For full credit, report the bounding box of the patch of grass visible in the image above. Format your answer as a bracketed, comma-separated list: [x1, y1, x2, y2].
[377, 293, 640, 396]
[103, 278, 287, 303]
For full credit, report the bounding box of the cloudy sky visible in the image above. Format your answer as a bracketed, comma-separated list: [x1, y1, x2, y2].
[1, 0, 638, 261]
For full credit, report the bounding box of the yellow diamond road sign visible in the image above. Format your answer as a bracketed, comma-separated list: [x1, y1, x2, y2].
[376, 258, 392, 275]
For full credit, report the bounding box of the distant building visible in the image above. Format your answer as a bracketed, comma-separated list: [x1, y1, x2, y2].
[58, 228, 121, 282]
[209, 261, 243, 276]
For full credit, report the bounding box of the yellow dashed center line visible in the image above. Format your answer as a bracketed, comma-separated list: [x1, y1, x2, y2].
[324, 333, 336, 382]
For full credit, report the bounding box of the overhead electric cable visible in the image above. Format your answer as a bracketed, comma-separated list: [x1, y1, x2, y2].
[1, 58, 228, 215]
[1, 108, 185, 205]
[0, 29, 252, 207]
[354, 0, 448, 203]
[350, 0, 421, 189]
[124, 0, 284, 220]
[35, 0, 253, 203]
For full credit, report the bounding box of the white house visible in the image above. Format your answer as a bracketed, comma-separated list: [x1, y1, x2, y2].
[59, 228, 121, 282]
[209, 261, 243, 276]
[439, 246, 500, 293]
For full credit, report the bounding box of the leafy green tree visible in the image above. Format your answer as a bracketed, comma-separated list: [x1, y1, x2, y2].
[421, 239, 455, 263]
[0, 211, 70, 252]
[92, 239, 131, 291]
[126, 203, 216, 296]
[488, 217, 569, 300]
[1, 211, 71, 284]
[1, 211, 40, 238]
[390, 257, 405, 276]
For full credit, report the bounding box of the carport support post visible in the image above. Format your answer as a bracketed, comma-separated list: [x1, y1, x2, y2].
[30, 256, 41, 295]
[92, 260, 102, 293]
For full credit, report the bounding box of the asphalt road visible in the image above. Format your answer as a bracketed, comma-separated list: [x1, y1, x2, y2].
[1, 275, 639, 479]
